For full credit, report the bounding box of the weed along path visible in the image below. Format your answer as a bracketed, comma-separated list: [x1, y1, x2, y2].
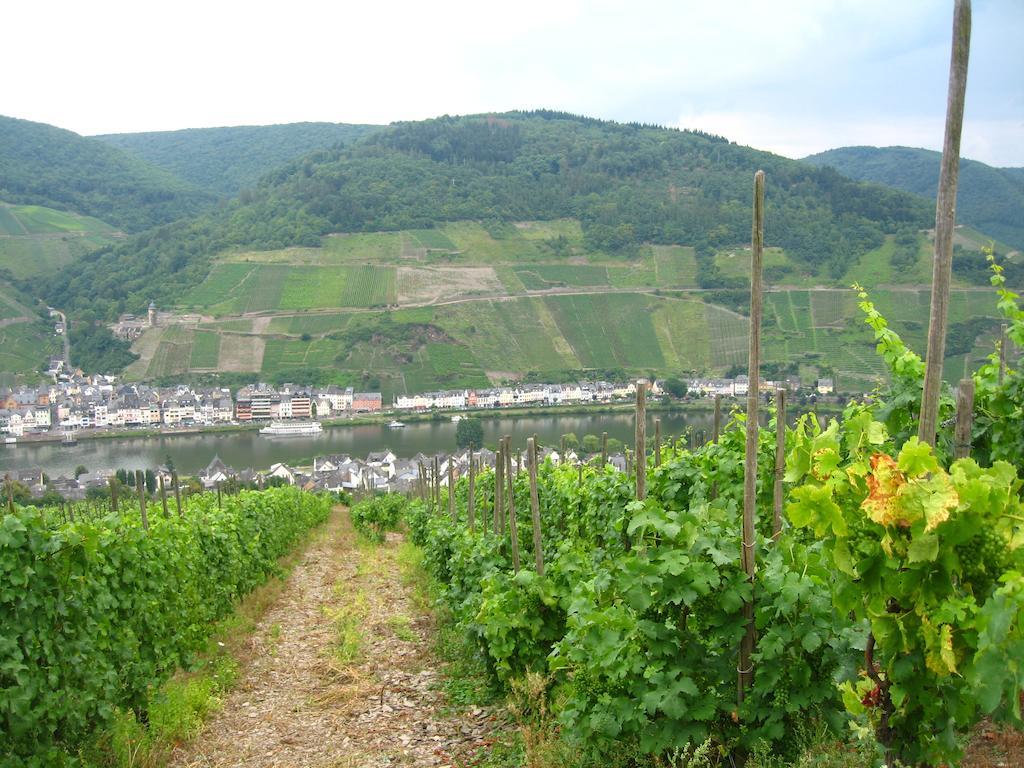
[170, 506, 499, 767]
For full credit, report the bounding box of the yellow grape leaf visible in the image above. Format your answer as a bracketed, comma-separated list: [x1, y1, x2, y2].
[922, 472, 959, 533]
[922, 617, 958, 676]
[862, 453, 908, 527]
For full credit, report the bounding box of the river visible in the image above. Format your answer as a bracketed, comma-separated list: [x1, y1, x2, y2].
[0, 411, 730, 477]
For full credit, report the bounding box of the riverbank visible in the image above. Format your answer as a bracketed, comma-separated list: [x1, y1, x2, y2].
[12, 397, 844, 447]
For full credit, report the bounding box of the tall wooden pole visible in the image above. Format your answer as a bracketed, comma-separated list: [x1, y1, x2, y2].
[506, 438, 520, 572]
[918, 0, 972, 447]
[109, 476, 119, 514]
[601, 431, 608, 466]
[135, 470, 149, 530]
[739, 169, 765, 705]
[5, 475, 14, 515]
[773, 388, 786, 538]
[954, 378, 975, 459]
[467, 445, 476, 532]
[172, 471, 182, 517]
[713, 394, 722, 444]
[654, 418, 662, 467]
[159, 475, 169, 518]
[495, 444, 505, 534]
[432, 456, 440, 512]
[527, 437, 544, 575]
[635, 380, 647, 501]
[448, 460, 456, 521]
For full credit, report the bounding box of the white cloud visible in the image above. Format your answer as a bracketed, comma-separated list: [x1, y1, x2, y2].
[676, 108, 1024, 166]
[1, 0, 1021, 164]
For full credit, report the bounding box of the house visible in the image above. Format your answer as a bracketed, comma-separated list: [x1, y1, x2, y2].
[266, 463, 296, 485]
[235, 384, 280, 421]
[352, 392, 382, 412]
[200, 455, 235, 489]
[816, 378, 834, 395]
[278, 385, 313, 420]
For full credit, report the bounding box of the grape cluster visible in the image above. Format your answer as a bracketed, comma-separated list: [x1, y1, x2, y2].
[956, 528, 1009, 596]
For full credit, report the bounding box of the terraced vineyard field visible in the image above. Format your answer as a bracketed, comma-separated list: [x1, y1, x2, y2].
[114, 219, 1012, 393]
[189, 331, 221, 368]
[0, 203, 121, 279]
[0, 321, 58, 374]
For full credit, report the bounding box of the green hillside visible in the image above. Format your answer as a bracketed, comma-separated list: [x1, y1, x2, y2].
[95, 122, 379, 197]
[0, 203, 122, 279]
[117, 219, 1004, 397]
[44, 111, 930, 321]
[803, 146, 1024, 250]
[0, 280, 58, 380]
[0, 115, 215, 232]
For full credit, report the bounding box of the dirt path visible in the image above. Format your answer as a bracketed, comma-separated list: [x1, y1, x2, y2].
[170, 507, 498, 767]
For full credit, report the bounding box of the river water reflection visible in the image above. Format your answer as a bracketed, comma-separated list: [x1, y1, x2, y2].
[0, 411, 732, 477]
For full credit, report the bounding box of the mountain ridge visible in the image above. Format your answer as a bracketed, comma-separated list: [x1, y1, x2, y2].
[803, 145, 1024, 251]
[0, 115, 215, 232]
[94, 122, 379, 197]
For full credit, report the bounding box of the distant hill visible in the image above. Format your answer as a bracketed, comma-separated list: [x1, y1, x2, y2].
[45, 111, 931, 321]
[803, 146, 1024, 250]
[0, 202, 122, 280]
[0, 115, 215, 232]
[95, 122, 379, 197]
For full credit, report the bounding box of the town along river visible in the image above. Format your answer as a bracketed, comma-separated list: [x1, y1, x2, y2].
[0, 410, 728, 477]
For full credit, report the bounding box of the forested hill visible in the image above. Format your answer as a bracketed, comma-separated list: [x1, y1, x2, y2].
[44, 111, 931, 319]
[803, 146, 1024, 250]
[94, 122, 379, 197]
[0, 115, 215, 232]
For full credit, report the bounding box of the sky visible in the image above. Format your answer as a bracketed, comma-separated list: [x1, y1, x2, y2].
[3, 0, 1022, 166]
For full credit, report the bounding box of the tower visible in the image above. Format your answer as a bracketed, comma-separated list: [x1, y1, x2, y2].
[148, 301, 157, 327]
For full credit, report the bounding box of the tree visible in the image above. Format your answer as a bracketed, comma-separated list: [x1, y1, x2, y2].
[582, 434, 601, 454]
[664, 377, 688, 398]
[561, 432, 580, 451]
[74, 465, 88, 478]
[144, 469, 157, 495]
[455, 417, 484, 449]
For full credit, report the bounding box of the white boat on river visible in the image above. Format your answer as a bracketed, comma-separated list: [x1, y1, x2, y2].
[259, 421, 323, 437]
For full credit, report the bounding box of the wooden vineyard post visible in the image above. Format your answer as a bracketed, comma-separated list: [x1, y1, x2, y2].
[999, 323, 1009, 385]
[432, 456, 440, 513]
[918, 0, 972, 447]
[135, 470, 149, 531]
[601, 431, 608, 466]
[635, 380, 647, 501]
[467, 445, 476, 532]
[527, 437, 544, 575]
[172, 471, 182, 517]
[954, 378, 975, 459]
[495, 443, 505, 535]
[448, 460, 456, 521]
[625, 449, 632, 480]
[654, 418, 662, 467]
[739, 169, 765, 705]
[713, 394, 722, 444]
[5, 475, 14, 515]
[506, 437, 520, 572]
[216, 481, 222, 510]
[160, 476, 169, 519]
[773, 388, 786, 538]
[109, 476, 119, 514]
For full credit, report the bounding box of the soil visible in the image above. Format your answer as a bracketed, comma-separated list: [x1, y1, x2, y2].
[169, 508, 501, 767]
